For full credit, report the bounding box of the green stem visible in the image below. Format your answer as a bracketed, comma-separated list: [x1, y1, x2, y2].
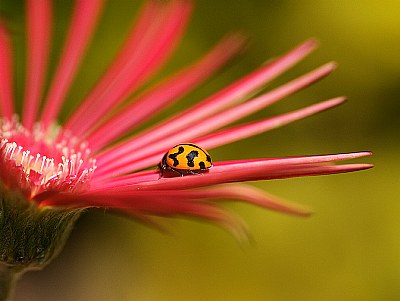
[0, 264, 21, 301]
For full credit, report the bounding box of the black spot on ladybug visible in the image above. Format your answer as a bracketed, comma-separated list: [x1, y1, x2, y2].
[186, 150, 199, 167]
[206, 154, 212, 163]
[168, 146, 184, 167]
[199, 161, 206, 169]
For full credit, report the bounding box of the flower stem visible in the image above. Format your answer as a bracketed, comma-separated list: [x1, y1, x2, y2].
[0, 263, 21, 301]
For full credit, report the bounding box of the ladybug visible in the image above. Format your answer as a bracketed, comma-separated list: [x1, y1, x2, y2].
[159, 143, 213, 177]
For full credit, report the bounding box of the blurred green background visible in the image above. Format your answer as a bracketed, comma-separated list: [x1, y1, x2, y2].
[1, 0, 399, 300]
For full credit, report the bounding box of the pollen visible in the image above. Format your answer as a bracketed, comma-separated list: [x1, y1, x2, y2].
[0, 117, 96, 197]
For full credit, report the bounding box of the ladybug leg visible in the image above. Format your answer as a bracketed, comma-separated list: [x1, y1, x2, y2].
[170, 167, 184, 177]
[187, 170, 202, 175]
[158, 162, 167, 179]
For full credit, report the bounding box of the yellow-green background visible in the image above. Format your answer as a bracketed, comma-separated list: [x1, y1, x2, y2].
[1, 0, 398, 300]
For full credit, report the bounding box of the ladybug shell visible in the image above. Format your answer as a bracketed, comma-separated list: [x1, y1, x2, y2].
[163, 143, 212, 171]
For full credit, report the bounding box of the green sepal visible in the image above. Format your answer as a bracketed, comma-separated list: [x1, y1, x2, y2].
[0, 185, 82, 270]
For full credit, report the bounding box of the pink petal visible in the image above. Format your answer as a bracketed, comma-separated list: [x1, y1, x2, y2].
[0, 22, 15, 118]
[193, 97, 346, 149]
[166, 184, 312, 217]
[134, 163, 372, 191]
[95, 39, 318, 167]
[95, 63, 336, 178]
[22, 0, 52, 130]
[64, 1, 192, 137]
[40, 0, 105, 128]
[86, 33, 246, 151]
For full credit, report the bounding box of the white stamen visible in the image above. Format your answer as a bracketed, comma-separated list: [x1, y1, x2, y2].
[21, 150, 28, 165]
[9, 142, 17, 159]
[40, 156, 46, 173]
[34, 153, 41, 169]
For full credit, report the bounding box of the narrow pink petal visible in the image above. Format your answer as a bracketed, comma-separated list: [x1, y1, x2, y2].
[127, 163, 373, 191]
[209, 151, 372, 167]
[86, 33, 246, 151]
[0, 22, 15, 118]
[40, 190, 191, 208]
[211, 152, 372, 168]
[65, 1, 192, 137]
[96, 39, 318, 166]
[22, 0, 52, 130]
[95, 63, 336, 177]
[193, 97, 346, 149]
[63, 0, 160, 132]
[170, 184, 312, 217]
[40, 0, 105, 128]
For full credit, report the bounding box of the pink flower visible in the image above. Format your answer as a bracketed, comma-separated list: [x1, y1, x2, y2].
[0, 0, 372, 240]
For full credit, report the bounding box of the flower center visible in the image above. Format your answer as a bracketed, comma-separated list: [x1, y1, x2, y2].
[0, 117, 96, 197]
